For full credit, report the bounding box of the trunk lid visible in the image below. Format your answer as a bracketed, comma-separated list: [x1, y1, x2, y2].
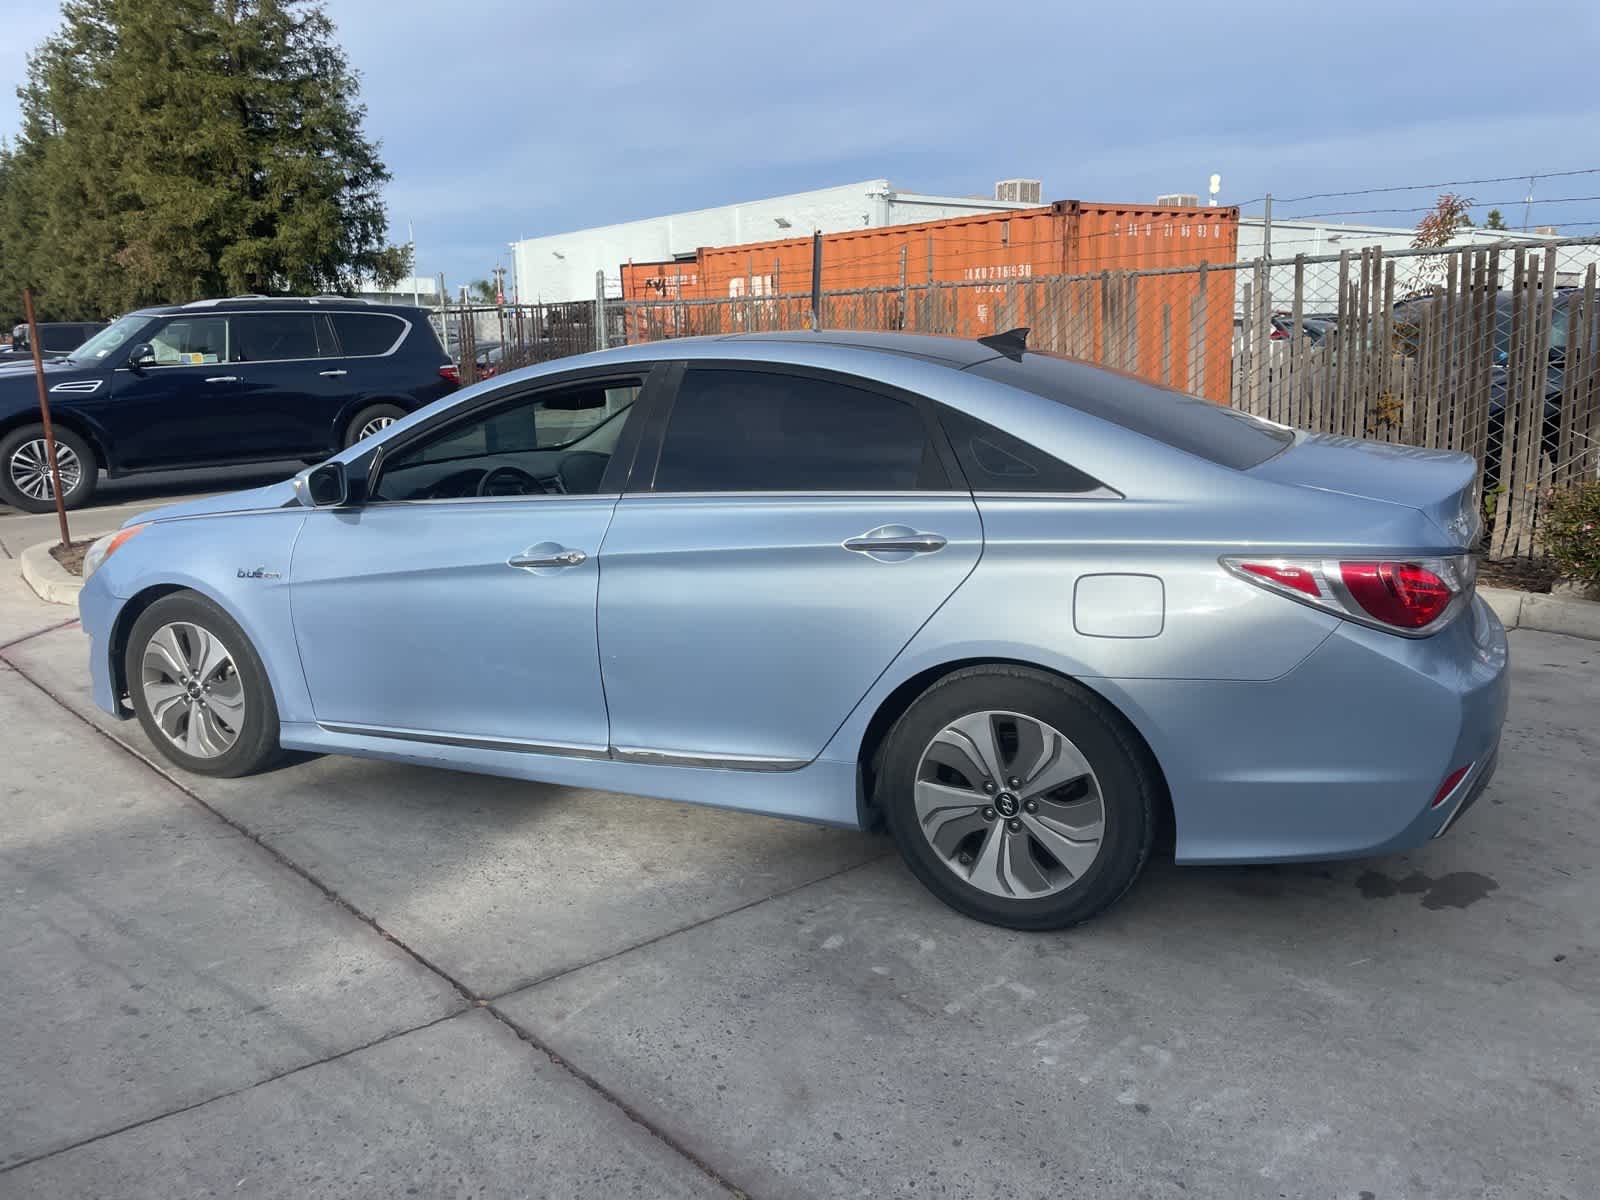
[1249, 432, 1481, 548]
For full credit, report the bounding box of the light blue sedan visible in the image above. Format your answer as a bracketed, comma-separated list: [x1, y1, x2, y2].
[77, 330, 1509, 929]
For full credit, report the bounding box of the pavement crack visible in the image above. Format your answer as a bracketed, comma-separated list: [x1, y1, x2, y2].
[0, 1012, 463, 1176]
[0, 616, 79, 651]
[483, 1003, 751, 1199]
[490, 849, 893, 1002]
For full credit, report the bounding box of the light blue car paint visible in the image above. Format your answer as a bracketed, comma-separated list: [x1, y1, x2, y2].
[81, 332, 1509, 860]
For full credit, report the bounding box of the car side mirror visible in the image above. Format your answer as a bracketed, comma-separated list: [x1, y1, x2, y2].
[126, 343, 156, 373]
[295, 461, 349, 508]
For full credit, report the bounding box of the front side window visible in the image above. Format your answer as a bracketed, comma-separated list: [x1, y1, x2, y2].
[372, 378, 641, 502]
[69, 314, 147, 364]
[234, 313, 333, 362]
[652, 368, 941, 493]
[331, 312, 406, 357]
[147, 317, 231, 366]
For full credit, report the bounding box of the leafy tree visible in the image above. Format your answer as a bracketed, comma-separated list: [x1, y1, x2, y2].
[468, 278, 498, 305]
[1412, 192, 1474, 249]
[0, 0, 407, 322]
[1485, 208, 1508, 231]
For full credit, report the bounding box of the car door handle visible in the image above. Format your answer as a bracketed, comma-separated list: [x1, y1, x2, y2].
[204, 375, 239, 383]
[319, 369, 348, 377]
[842, 529, 948, 554]
[507, 547, 587, 570]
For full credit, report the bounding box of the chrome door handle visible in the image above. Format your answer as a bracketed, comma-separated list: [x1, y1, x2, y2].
[843, 531, 947, 554]
[204, 375, 239, 383]
[319, 369, 348, 377]
[507, 547, 587, 570]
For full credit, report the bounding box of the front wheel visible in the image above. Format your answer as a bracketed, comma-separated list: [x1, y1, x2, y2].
[125, 592, 282, 778]
[878, 666, 1157, 931]
[0, 423, 98, 512]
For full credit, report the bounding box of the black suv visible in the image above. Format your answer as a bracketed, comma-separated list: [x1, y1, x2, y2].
[1, 321, 107, 363]
[0, 297, 457, 512]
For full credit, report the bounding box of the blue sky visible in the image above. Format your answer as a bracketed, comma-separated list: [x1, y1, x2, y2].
[5, 0, 1600, 288]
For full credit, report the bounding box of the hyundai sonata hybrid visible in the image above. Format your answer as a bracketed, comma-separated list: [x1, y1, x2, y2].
[76, 330, 1508, 929]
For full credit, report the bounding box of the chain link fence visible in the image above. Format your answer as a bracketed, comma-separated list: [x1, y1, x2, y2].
[438, 237, 1600, 560]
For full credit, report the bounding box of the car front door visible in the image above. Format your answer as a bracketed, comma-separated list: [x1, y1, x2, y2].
[596, 363, 983, 767]
[232, 311, 350, 457]
[105, 315, 244, 468]
[288, 369, 653, 752]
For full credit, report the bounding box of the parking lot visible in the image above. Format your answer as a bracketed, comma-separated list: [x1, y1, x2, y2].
[0, 529, 1594, 1199]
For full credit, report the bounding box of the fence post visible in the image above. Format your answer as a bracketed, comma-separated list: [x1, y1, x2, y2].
[1188, 263, 1208, 400]
[594, 269, 607, 350]
[899, 245, 909, 330]
[811, 230, 823, 331]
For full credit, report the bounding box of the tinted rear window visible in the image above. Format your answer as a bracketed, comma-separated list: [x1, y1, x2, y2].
[970, 354, 1293, 470]
[331, 312, 405, 356]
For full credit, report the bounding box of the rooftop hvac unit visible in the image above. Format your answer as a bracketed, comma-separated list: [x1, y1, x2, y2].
[1157, 193, 1200, 207]
[994, 179, 1042, 204]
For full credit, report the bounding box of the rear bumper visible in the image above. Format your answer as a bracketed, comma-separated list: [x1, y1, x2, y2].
[1103, 594, 1510, 864]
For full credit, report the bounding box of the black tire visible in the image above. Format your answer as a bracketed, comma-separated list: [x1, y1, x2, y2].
[878, 665, 1156, 931]
[0, 423, 98, 513]
[343, 403, 407, 448]
[125, 591, 282, 778]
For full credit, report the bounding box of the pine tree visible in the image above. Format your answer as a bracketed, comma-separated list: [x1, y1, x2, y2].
[0, 0, 408, 322]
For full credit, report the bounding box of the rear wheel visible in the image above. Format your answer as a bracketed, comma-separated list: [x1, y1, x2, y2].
[343, 403, 406, 448]
[878, 666, 1156, 930]
[0, 423, 98, 513]
[125, 592, 282, 777]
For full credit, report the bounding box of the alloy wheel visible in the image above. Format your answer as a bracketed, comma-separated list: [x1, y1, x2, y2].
[140, 622, 246, 758]
[913, 710, 1106, 899]
[8, 439, 81, 501]
[357, 415, 396, 439]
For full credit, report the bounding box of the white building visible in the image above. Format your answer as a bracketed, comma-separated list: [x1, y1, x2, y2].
[510, 179, 1041, 304]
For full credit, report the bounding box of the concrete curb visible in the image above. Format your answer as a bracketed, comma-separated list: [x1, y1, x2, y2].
[19, 540, 87, 605]
[1478, 585, 1600, 642]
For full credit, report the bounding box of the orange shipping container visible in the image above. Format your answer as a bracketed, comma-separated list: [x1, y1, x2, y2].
[620, 200, 1239, 401]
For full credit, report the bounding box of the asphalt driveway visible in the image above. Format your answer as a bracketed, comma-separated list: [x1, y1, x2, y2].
[0, 586, 1595, 1198]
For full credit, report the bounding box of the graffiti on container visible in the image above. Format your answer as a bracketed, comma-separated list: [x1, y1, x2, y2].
[642, 272, 699, 296]
[728, 275, 778, 298]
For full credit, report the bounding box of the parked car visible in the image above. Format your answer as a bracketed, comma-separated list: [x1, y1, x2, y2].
[1268, 313, 1337, 343]
[76, 330, 1507, 930]
[0, 297, 457, 512]
[0, 320, 106, 362]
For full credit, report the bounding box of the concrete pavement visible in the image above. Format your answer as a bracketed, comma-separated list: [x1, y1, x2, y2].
[0, 591, 1596, 1196]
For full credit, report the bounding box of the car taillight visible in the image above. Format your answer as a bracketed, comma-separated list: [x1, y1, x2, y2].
[1222, 554, 1474, 637]
[1339, 561, 1454, 629]
[439, 364, 460, 384]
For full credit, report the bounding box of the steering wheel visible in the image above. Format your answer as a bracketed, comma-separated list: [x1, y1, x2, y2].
[476, 465, 546, 497]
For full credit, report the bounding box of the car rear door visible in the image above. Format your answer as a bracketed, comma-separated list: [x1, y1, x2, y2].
[232, 311, 349, 457]
[595, 362, 983, 768]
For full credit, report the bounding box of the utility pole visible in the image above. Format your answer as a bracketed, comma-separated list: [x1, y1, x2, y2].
[1522, 176, 1536, 232]
[408, 221, 420, 306]
[1261, 193, 1273, 263]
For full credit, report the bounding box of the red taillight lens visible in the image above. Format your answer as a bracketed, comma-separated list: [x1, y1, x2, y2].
[1339, 561, 1454, 629]
[439, 364, 460, 384]
[1431, 763, 1473, 808]
[1238, 561, 1321, 597]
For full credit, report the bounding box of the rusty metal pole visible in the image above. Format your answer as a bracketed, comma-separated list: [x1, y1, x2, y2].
[22, 289, 72, 546]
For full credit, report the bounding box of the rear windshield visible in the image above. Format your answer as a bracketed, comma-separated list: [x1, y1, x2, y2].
[970, 353, 1294, 470]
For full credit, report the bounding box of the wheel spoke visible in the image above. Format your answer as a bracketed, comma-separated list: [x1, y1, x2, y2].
[965, 820, 1013, 896]
[188, 626, 232, 686]
[940, 712, 1007, 787]
[1021, 811, 1103, 879]
[151, 692, 188, 738]
[206, 678, 245, 726]
[1001, 828, 1054, 894]
[144, 627, 188, 682]
[1017, 730, 1095, 801]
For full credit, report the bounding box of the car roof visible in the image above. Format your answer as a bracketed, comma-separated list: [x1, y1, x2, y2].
[128, 297, 429, 318]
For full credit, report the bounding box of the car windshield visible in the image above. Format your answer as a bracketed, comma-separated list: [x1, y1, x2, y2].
[66, 313, 147, 363]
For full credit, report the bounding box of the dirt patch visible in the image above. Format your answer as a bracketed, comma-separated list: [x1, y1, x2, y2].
[1478, 557, 1556, 594]
[47, 539, 95, 577]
